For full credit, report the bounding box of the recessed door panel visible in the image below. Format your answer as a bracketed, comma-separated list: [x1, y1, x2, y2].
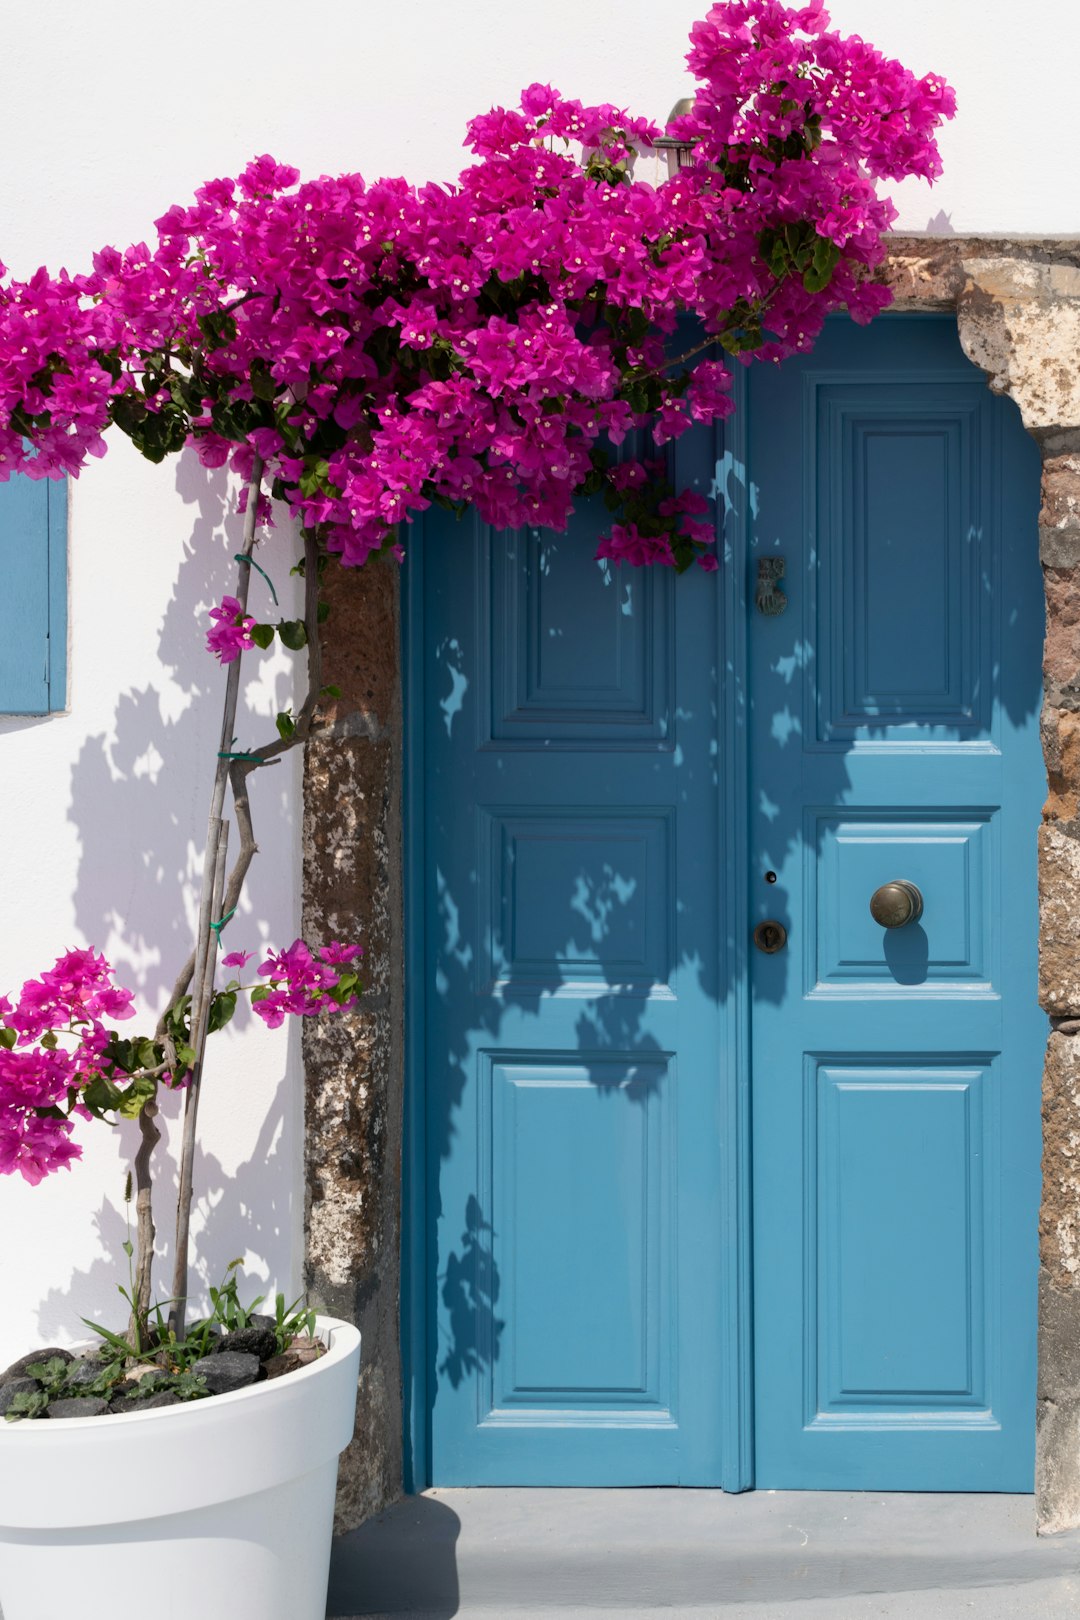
[486, 527, 672, 746]
[482, 1053, 674, 1418]
[810, 1058, 992, 1417]
[813, 383, 992, 745]
[809, 810, 995, 992]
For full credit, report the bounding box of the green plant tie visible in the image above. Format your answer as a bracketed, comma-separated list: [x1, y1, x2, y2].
[233, 552, 279, 606]
[209, 907, 236, 938]
[218, 736, 262, 762]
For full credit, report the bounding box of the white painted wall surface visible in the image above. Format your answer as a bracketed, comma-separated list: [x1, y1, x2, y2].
[0, 0, 1074, 1366]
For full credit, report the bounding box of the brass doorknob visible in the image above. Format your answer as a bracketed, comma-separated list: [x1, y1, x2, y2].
[869, 880, 924, 929]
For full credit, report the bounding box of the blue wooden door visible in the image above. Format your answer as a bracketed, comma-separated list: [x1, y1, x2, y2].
[749, 315, 1044, 1489]
[412, 426, 737, 1485]
[411, 313, 1043, 1492]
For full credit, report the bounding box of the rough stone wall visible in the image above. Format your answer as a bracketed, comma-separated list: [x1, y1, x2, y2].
[1032, 416, 1080, 1534]
[881, 237, 1080, 1534]
[302, 555, 404, 1533]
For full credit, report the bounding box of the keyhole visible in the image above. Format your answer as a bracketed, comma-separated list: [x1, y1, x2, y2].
[764, 870, 777, 884]
[753, 919, 788, 954]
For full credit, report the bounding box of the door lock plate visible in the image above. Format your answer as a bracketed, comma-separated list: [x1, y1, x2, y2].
[756, 557, 788, 615]
[754, 920, 788, 954]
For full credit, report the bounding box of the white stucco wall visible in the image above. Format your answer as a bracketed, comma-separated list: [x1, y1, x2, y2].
[0, 0, 1076, 1367]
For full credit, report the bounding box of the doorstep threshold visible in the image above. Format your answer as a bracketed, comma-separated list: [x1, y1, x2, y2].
[327, 1487, 1080, 1617]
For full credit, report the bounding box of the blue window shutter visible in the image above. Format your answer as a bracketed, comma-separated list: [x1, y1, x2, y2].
[0, 476, 67, 714]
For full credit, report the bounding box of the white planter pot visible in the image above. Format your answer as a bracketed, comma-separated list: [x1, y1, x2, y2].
[0, 1315, 361, 1620]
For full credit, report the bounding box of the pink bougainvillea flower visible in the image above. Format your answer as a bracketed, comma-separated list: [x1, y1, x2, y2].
[250, 938, 362, 1027]
[597, 522, 676, 570]
[206, 595, 257, 664]
[0, 2, 955, 579]
[0, 935, 361, 1181]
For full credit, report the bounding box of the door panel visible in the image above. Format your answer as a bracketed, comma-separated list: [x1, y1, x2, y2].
[417, 429, 731, 1484]
[749, 316, 1044, 1490]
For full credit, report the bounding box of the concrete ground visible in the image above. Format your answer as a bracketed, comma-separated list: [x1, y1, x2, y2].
[327, 1488, 1080, 1619]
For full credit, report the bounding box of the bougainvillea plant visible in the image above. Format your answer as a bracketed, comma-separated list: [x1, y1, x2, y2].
[0, 0, 953, 1344]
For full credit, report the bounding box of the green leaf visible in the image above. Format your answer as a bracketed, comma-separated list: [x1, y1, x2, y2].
[803, 234, 839, 293]
[802, 264, 832, 294]
[196, 310, 238, 349]
[320, 684, 342, 700]
[0, 1027, 16, 1050]
[317, 601, 330, 624]
[136, 1037, 159, 1071]
[110, 391, 149, 437]
[164, 995, 192, 1040]
[25, 1356, 71, 1389]
[251, 622, 275, 650]
[81, 1072, 124, 1120]
[277, 619, 307, 651]
[250, 985, 273, 1004]
[118, 1073, 157, 1119]
[5, 1390, 49, 1421]
[275, 711, 296, 741]
[105, 1037, 137, 1073]
[207, 990, 237, 1033]
[249, 363, 279, 402]
[174, 1043, 197, 1069]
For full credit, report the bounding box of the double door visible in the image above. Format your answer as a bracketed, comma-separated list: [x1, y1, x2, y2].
[410, 315, 1044, 1491]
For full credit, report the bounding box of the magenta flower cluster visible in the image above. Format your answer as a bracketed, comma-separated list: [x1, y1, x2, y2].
[206, 594, 257, 663]
[249, 939, 363, 1029]
[0, 950, 136, 1185]
[0, 943, 360, 1185]
[0, 0, 953, 578]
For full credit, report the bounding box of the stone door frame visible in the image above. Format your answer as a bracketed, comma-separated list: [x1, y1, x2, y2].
[880, 236, 1080, 1534]
[302, 236, 1080, 1532]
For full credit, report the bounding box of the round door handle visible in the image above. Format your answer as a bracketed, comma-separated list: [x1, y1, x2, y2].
[869, 879, 924, 929]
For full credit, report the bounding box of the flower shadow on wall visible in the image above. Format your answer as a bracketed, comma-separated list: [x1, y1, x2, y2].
[51, 453, 306, 1328]
[33, 1041, 297, 1347]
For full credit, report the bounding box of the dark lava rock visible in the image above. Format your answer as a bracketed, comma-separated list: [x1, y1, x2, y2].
[64, 1358, 110, 1390]
[188, 1351, 261, 1395]
[0, 1377, 41, 1414]
[218, 1325, 277, 1362]
[131, 1390, 183, 1411]
[0, 1347, 73, 1383]
[109, 1390, 182, 1414]
[46, 1397, 110, 1419]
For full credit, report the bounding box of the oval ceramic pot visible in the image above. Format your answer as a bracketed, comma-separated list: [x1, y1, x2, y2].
[0, 1315, 360, 1620]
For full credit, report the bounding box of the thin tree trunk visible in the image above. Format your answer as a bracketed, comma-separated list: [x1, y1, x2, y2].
[165, 455, 263, 1341]
[168, 822, 229, 1338]
[128, 468, 328, 1346]
[160, 494, 323, 1341]
[128, 1091, 160, 1346]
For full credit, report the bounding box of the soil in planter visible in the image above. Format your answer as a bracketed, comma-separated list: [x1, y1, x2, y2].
[0, 1318, 325, 1422]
